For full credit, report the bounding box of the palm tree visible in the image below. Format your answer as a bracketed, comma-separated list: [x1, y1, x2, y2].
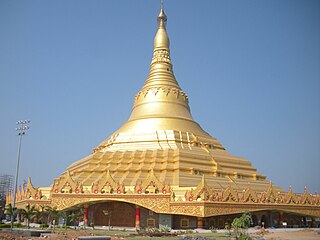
[18, 204, 36, 229]
[47, 206, 60, 232]
[69, 209, 83, 229]
[34, 205, 50, 228]
[60, 209, 83, 230]
[60, 211, 71, 229]
[4, 203, 17, 230]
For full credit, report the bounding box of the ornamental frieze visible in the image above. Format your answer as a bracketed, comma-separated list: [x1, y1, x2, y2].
[151, 49, 171, 65]
[134, 87, 188, 103]
[50, 194, 171, 212]
[170, 203, 203, 216]
[10, 174, 320, 215]
[204, 204, 265, 217]
[51, 197, 93, 210]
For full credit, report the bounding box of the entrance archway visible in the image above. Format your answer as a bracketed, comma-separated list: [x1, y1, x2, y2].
[89, 201, 136, 227]
[261, 215, 269, 228]
[251, 214, 258, 226]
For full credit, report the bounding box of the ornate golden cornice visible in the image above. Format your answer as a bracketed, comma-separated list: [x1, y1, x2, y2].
[11, 176, 320, 217]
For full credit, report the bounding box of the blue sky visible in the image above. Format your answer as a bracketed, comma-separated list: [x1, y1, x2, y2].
[0, 0, 319, 194]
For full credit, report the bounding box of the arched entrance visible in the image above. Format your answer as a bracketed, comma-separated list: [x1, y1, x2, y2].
[261, 215, 269, 228]
[89, 201, 136, 227]
[251, 214, 258, 226]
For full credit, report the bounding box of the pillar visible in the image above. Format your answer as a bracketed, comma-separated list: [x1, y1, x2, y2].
[83, 205, 89, 227]
[135, 205, 141, 230]
[279, 211, 283, 227]
[197, 217, 203, 229]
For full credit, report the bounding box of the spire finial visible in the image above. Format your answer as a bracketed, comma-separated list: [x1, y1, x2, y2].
[158, 0, 167, 24]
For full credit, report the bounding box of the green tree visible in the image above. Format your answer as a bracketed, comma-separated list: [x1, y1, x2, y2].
[17, 204, 36, 229]
[4, 203, 17, 230]
[60, 209, 83, 230]
[60, 211, 71, 229]
[69, 209, 83, 229]
[232, 211, 252, 240]
[47, 206, 60, 232]
[34, 205, 50, 227]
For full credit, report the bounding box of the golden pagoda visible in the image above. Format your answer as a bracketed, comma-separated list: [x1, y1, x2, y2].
[9, 6, 320, 229]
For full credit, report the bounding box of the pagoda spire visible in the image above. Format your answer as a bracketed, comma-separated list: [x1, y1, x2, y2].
[103, 5, 211, 137]
[154, 4, 169, 50]
[143, 5, 177, 88]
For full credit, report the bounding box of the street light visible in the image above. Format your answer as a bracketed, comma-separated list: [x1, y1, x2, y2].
[103, 210, 112, 231]
[12, 120, 30, 223]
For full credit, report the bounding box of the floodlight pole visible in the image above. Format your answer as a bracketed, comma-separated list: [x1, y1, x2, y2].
[103, 210, 112, 231]
[12, 120, 30, 226]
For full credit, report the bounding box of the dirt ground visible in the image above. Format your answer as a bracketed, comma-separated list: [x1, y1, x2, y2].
[0, 228, 319, 240]
[0, 230, 95, 240]
[258, 228, 320, 240]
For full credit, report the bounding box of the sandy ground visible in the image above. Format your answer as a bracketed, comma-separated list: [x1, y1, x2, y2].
[0, 228, 319, 240]
[255, 228, 320, 240]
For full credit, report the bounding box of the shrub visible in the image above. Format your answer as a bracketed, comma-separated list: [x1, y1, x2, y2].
[232, 212, 252, 240]
[160, 225, 170, 232]
[209, 226, 217, 233]
[40, 223, 49, 228]
[15, 223, 23, 228]
[0, 223, 11, 228]
[89, 222, 95, 229]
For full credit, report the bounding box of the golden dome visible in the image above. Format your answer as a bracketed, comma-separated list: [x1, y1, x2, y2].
[66, 6, 274, 192]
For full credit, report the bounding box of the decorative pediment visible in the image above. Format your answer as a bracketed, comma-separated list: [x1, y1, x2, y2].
[242, 186, 258, 203]
[51, 171, 83, 194]
[135, 169, 171, 194]
[185, 175, 212, 201]
[285, 185, 298, 204]
[16, 186, 23, 201]
[261, 182, 280, 203]
[315, 194, 320, 205]
[91, 170, 125, 194]
[222, 184, 239, 202]
[25, 177, 43, 200]
[300, 187, 313, 205]
[209, 191, 220, 202]
[5, 191, 12, 205]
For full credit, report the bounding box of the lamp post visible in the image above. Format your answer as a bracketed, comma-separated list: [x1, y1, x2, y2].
[12, 120, 30, 224]
[103, 210, 112, 231]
